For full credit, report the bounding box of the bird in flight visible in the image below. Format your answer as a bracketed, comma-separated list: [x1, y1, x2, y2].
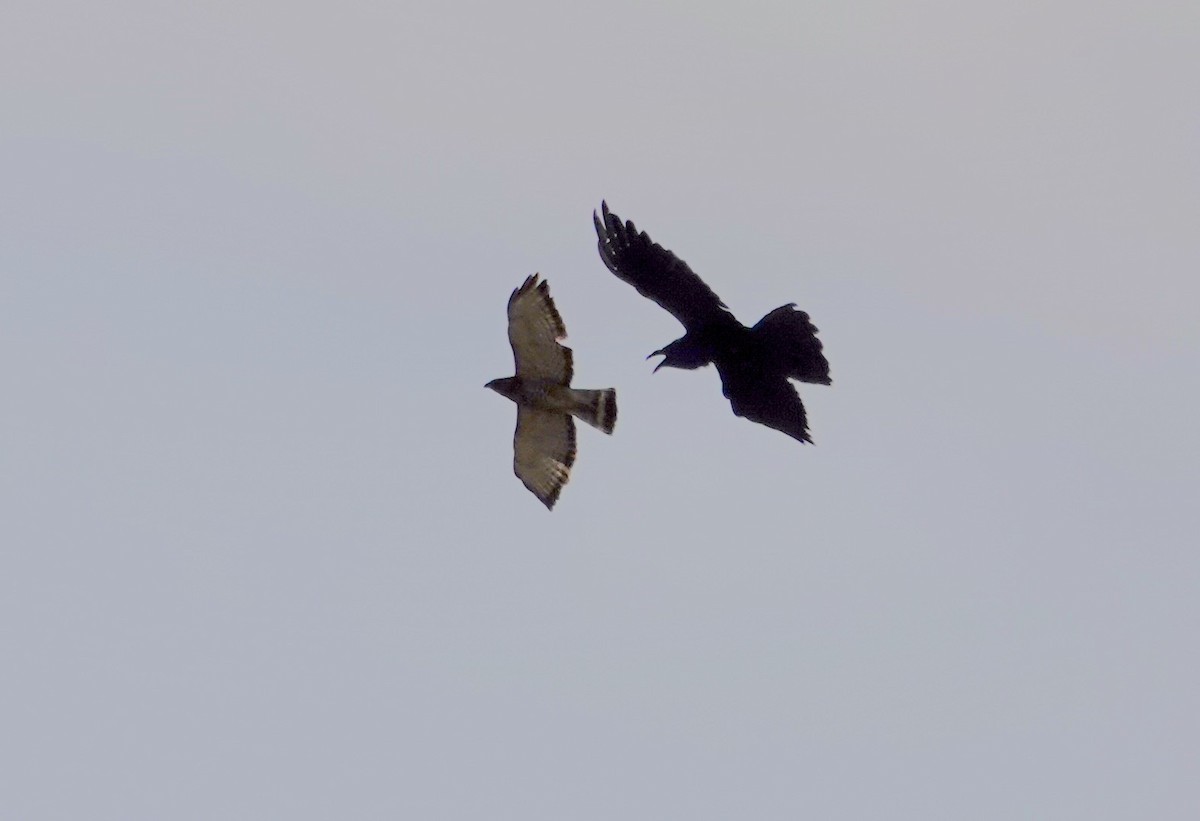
[594, 201, 830, 444]
[486, 274, 617, 509]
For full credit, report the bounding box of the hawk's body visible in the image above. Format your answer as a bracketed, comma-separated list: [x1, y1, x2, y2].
[486, 275, 616, 510]
[594, 201, 830, 444]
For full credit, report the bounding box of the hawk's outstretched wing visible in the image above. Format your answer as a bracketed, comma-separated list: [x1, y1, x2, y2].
[513, 407, 577, 510]
[507, 274, 573, 383]
[594, 201, 737, 333]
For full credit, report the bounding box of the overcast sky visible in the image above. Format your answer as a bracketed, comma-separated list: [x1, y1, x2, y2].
[3, 1, 1198, 818]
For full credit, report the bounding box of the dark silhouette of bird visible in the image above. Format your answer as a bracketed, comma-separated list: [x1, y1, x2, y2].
[486, 274, 617, 509]
[593, 201, 830, 444]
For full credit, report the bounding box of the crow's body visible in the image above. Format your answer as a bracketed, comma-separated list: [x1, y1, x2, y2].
[594, 202, 830, 443]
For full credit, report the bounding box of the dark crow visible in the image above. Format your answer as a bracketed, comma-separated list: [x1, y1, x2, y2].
[593, 201, 830, 444]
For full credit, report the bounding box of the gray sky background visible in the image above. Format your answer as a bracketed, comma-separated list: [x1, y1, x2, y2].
[3, 1, 1198, 818]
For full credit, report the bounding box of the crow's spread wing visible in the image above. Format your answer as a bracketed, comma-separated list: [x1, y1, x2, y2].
[594, 201, 735, 333]
[717, 363, 813, 444]
[513, 407, 577, 509]
[507, 274, 573, 383]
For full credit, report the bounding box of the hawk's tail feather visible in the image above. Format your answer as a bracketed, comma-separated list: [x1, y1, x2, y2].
[570, 388, 618, 434]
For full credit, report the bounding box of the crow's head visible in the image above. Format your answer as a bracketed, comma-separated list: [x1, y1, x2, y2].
[648, 338, 709, 372]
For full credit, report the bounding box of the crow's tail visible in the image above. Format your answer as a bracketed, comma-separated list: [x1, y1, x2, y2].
[753, 305, 832, 385]
[570, 388, 618, 434]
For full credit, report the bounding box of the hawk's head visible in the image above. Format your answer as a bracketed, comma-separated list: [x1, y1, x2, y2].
[485, 376, 519, 401]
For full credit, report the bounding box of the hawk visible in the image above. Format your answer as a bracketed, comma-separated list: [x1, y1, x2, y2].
[594, 201, 831, 444]
[486, 274, 617, 510]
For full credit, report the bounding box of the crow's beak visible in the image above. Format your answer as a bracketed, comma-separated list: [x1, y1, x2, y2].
[647, 349, 665, 373]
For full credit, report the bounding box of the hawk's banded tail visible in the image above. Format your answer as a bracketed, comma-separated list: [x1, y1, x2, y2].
[570, 388, 618, 434]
